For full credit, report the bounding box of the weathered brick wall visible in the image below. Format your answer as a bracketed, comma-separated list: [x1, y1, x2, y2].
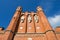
[55, 27, 60, 40]
[0, 6, 60, 40]
[14, 33, 47, 40]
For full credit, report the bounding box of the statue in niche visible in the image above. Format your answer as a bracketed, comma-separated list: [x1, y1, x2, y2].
[28, 15, 32, 23]
[34, 15, 39, 23]
[20, 15, 25, 23]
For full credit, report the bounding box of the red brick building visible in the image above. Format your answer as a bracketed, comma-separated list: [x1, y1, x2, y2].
[0, 6, 60, 40]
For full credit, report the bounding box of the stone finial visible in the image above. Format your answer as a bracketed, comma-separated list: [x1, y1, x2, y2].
[16, 6, 22, 11]
[37, 6, 42, 11]
[0, 27, 4, 31]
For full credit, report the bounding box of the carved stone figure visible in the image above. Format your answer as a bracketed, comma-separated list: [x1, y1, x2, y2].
[28, 15, 32, 23]
[34, 15, 39, 23]
[20, 15, 25, 23]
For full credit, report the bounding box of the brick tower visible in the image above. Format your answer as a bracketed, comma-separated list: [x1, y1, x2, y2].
[0, 6, 60, 40]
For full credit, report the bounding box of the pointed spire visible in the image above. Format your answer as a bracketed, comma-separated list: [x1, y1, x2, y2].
[37, 6, 42, 11]
[16, 6, 22, 12]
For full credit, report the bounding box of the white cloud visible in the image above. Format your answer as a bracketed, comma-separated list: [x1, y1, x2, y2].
[48, 15, 60, 29]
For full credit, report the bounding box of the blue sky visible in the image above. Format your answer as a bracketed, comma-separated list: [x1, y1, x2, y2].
[0, 0, 60, 29]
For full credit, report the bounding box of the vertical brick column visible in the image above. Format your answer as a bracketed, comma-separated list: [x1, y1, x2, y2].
[3, 6, 22, 40]
[27, 12, 35, 33]
[35, 12, 48, 40]
[37, 6, 57, 40]
[34, 13, 45, 33]
[36, 9, 48, 40]
[17, 12, 27, 33]
[37, 6, 52, 31]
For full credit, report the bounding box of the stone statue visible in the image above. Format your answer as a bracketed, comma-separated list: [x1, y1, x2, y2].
[34, 15, 39, 23]
[20, 15, 25, 23]
[28, 15, 32, 23]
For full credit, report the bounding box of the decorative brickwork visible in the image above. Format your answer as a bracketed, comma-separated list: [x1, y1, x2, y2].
[0, 6, 60, 40]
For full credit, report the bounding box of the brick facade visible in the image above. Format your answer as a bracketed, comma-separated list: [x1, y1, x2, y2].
[0, 6, 60, 40]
